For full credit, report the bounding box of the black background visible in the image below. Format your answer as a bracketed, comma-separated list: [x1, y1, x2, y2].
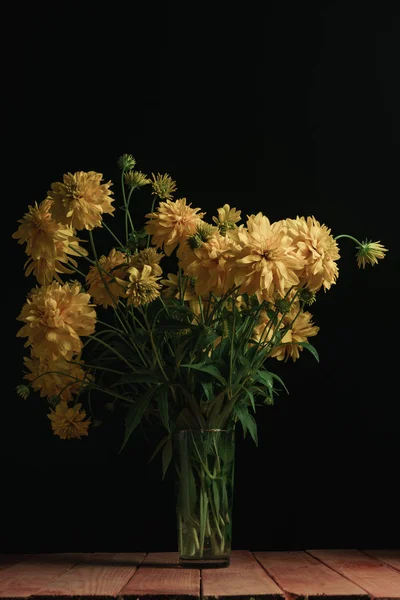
[3, 1, 399, 553]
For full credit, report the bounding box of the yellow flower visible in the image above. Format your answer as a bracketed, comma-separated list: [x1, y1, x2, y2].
[124, 170, 151, 189]
[125, 264, 161, 307]
[232, 213, 304, 302]
[356, 240, 388, 269]
[212, 204, 241, 234]
[16, 281, 96, 361]
[285, 216, 340, 292]
[180, 232, 238, 297]
[151, 173, 177, 200]
[270, 303, 319, 362]
[12, 199, 88, 285]
[86, 248, 127, 309]
[47, 171, 114, 230]
[128, 247, 164, 277]
[145, 198, 205, 256]
[48, 401, 90, 439]
[24, 355, 91, 401]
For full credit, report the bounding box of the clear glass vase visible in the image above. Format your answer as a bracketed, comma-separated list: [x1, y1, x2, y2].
[172, 428, 235, 568]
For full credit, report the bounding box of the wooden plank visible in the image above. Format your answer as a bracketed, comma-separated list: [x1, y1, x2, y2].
[201, 550, 284, 599]
[362, 549, 400, 572]
[254, 550, 368, 599]
[308, 549, 400, 599]
[0, 554, 87, 599]
[32, 552, 145, 598]
[0, 557, 24, 572]
[119, 551, 200, 599]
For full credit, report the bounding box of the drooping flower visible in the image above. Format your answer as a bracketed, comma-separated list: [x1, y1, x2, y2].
[285, 216, 340, 292]
[23, 354, 91, 402]
[125, 265, 161, 307]
[145, 198, 205, 256]
[356, 240, 388, 269]
[86, 248, 127, 309]
[212, 204, 241, 235]
[252, 309, 282, 346]
[128, 247, 164, 277]
[48, 401, 91, 439]
[12, 199, 88, 284]
[118, 154, 136, 170]
[47, 171, 114, 230]
[161, 272, 201, 315]
[16, 281, 96, 361]
[180, 232, 238, 297]
[124, 170, 151, 189]
[16, 385, 30, 399]
[231, 213, 305, 302]
[151, 173, 177, 200]
[186, 222, 216, 249]
[270, 303, 319, 362]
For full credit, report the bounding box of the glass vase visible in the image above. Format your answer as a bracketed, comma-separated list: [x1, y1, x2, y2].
[172, 428, 235, 568]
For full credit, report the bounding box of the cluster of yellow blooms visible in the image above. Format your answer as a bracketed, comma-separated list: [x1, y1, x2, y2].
[13, 161, 388, 439]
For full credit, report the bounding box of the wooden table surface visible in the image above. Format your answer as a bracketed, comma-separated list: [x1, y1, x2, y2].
[0, 549, 399, 599]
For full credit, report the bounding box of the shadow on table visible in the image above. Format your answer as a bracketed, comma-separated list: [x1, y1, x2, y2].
[12, 553, 204, 569]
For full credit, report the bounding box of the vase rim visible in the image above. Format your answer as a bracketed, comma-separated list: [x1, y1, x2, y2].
[176, 428, 227, 433]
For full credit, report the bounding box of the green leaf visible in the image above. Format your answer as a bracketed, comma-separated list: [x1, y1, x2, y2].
[200, 381, 214, 402]
[180, 362, 227, 386]
[212, 481, 220, 515]
[174, 336, 193, 368]
[235, 405, 258, 446]
[161, 438, 173, 480]
[244, 388, 256, 413]
[255, 370, 274, 393]
[296, 341, 319, 362]
[178, 441, 198, 526]
[176, 386, 206, 429]
[157, 386, 170, 433]
[148, 434, 169, 464]
[119, 387, 158, 453]
[207, 391, 226, 426]
[270, 372, 289, 394]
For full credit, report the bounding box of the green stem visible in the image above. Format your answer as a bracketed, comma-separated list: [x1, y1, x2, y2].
[229, 291, 238, 389]
[87, 383, 136, 404]
[121, 169, 129, 244]
[125, 188, 136, 242]
[199, 470, 207, 556]
[66, 360, 125, 376]
[101, 221, 125, 248]
[95, 319, 128, 333]
[84, 334, 136, 371]
[88, 230, 118, 307]
[178, 512, 183, 555]
[87, 230, 131, 335]
[334, 234, 362, 245]
[140, 308, 169, 382]
[146, 196, 156, 248]
[68, 244, 97, 266]
[208, 488, 223, 540]
[25, 370, 87, 387]
[66, 263, 88, 280]
[265, 289, 300, 355]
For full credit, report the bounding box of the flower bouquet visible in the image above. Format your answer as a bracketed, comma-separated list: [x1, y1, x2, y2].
[13, 154, 387, 567]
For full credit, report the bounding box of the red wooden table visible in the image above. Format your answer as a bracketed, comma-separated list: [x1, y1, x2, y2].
[0, 549, 399, 599]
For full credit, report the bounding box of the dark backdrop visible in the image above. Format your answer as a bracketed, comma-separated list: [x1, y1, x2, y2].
[3, 1, 399, 553]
